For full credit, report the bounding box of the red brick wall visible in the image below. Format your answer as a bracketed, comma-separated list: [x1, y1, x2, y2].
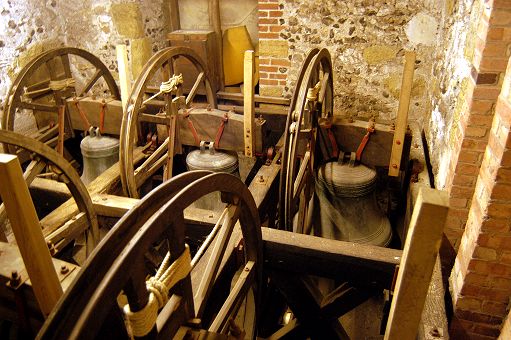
[445, 0, 511, 251]
[257, 0, 289, 96]
[450, 48, 511, 338]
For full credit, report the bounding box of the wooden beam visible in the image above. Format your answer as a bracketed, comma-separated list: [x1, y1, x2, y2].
[216, 91, 290, 106]
[116, 44, 131, 113]
[0, 154, 63, 316]
[262, 228, 401, 289]
[384, 188, 448, 339]
[388, 51, 416, 176]
[66, 97, 122, 136]
[209, 0, 224, 90]
[328, 117, 411, 168]
[218, 103, 289, 116]
[243, 50, 256, 157]
[168, 0, 180, 31]
[177, 107, 264, 153]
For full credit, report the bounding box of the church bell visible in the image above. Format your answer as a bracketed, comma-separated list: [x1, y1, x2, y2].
[80, 127, 119, 185]
[186, 141, 239, 211]
[315, 161, 392, 247]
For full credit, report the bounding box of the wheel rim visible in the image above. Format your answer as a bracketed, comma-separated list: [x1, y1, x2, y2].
[0, 129, 99, 254]
[279, 48, 334, 233]
[2, 47, 120, 161]
[119, 47, 217, 198]
[39, 171, 262, 339]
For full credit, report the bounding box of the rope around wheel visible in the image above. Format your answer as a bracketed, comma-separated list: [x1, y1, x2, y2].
[142, 74, 184, 106]
[123, 245, 192, 337]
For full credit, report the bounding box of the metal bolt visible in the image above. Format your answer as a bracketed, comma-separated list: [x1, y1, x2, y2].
[392, 164, 398, 169]
[245, 266, 250, 272]
[60, 265, 69, 274]
[259, 175, 264, 183]
[10, 270, 20, 286]
[396, 140, 401, 145]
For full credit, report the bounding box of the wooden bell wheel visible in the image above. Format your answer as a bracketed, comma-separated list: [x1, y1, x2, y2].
[279, 48, 333, 233]
[0, 130, 99, 254]
[120, 46, 217, 198]
[2, 47, 120, 160]
[39, 171, 262, 339]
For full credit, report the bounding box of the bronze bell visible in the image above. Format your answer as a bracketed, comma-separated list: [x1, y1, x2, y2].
[185, 141, 240, 211]
[314, 161, 392, 247]
[80, 127, 119, 185]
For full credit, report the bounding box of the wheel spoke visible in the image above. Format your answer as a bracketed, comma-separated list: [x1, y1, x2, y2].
[24, 158, 47, 184]
[25, 78, 51, 93]
[186, 71, 205, 107]
[209, 260, 256, 333]
[134, 137, 169, 187]
[60, 53, 72, 78]
[194, 202, 241, 317]
[191, 207, 229, 269]
[19, 101, 59, 112]
[318, 71, 330, 105]
[22, 86, 53, 100]
[78, 68, 102, 97]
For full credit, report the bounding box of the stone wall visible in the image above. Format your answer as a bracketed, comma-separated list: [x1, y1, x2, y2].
[259, 0, 442, 122]
[0, 0, 170, 125]
[425, 0, 478, 191]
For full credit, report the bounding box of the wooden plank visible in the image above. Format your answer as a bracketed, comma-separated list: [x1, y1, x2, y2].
[217, 91, 290, 106]
[329, 117, 412, 168]
[66, 97, 122, 135]
[418, 256, 449, 340]
[243, 50, 256, 157]
[92, 194, 139, 217]
[262, 227, 401, 289]
[247, 163, 281, 217]
[116, 44, 131, 113]
[384, 187, 448, 340]
[0, 154, 63, 316]
[178, 108, 264, 153]
[388, 51, 416, 176]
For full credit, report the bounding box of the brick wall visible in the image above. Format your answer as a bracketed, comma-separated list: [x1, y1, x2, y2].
[444, 0, 511, 251]
[257, 0, 289, 97]
[450, 49, 511, 338]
